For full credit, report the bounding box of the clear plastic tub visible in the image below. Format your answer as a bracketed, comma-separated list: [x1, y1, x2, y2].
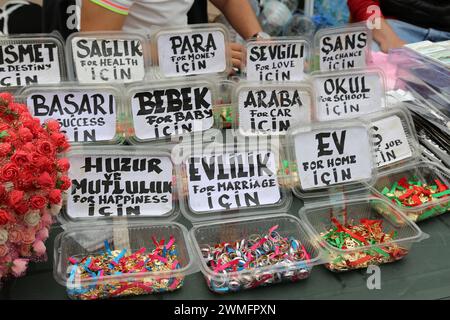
[299, 197, 428, 272]
[189, 214, 321, 293]
[152, 23, 231, 78]
[125, 77, 218, 145]
[213, 79, 237, 129]
[370, 161, 450, 222]
[244, 37, 311, 81]
[366, 106, 419, 170]
[54, 222, 197, 300]
[313, 23, 372, 72]
[311, 68, 386, 122]
[66, 31, 151, 84]
[63, 145, 179, 225]
[285, 120, 378, 198]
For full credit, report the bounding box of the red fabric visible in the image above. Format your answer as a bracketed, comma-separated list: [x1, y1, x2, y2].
[347, 0, 384, 22]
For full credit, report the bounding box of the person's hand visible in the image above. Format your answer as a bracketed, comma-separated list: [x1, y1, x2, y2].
[378, 35, 406, 53]
[373, 18, 407, 53]
[230, 42, 245, 71]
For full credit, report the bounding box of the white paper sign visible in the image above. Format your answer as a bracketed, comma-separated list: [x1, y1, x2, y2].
[157, 30, 226, 77]
[68, 155, 173, 218]
[71, 38, 145, 83]
[238, 87, 311, 135]
[0, 41, 62, 87]
[319, 31, 369, 71]
[27, 91, 117, 143]
[246, 41, 306, 81]
[314, 73, 383, 121]
[373, 116, 412, 167]
[131, 86, 214, 140]
[294, 127, 372, 189]
[186, 151, 281, 212]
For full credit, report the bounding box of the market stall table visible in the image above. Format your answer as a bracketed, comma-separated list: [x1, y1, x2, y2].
[2, 197, 450, 300]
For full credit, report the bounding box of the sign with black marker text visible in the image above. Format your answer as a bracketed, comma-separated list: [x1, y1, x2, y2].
[314, 72, 383, 121]
[186, 151, 281, 212]
[319, 30, 369, 71]
[373, 115, 412, 167]
[246, 41, 306, 81]
[238, 87, 311, 135]
[131, 85, 214, 140]
[157, 29, 227, 77]
[71, 37, 145, 83]
[68, 155, 173, 218]
[0, 40, 62, 87]
[27, 91, 117, 143]
[294, 127, 372, 189]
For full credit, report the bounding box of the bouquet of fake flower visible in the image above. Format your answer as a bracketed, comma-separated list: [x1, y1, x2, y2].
[0, 92, 71, 283]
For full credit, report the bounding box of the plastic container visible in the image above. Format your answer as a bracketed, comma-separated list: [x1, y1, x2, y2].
[314, 23, 372, 72]
[299, 197, 428, 272]
[244, 37, 311, 81]
[125, 77, 218, 145]
[152, 24, 231, 78]
[234, 81, 313, 136]
[285, 120, 378, 199]
[0, 33, 66, 90]
[213, 78, 237, 129]
[53, 145, 200, 300]
[311, 68, 386, 122]
[370, 161, 450, 222]
[54, 222, 197, 300]
[176, 142, 292, 223]
[18, 83, 126, 145]
[189, 214, 321, 293]
[66, 31, 151, 84]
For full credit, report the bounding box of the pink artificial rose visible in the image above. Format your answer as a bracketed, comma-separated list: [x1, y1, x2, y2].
[7, 227, 23, 243]
[11, 258, 28, 277]
[0, 245, 9, 257]
[41, 212, 53, 226]
[32, 240, 46, 256]
[36, 228, 49, 241]
[21, 229, 36, 245]
[19, 244, 32, 257]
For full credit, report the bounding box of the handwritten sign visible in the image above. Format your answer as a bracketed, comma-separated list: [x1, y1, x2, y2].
[238, 87, 311, 135]
[157, 29, 227, 77]
[68, 155, 173, 218]
[373, 116, 412, 167]
[27, 91, 117, 143]
[131, 85, 214, 140]
[294, 127, 372, 189]
[246, 41, 306, 81]
[0, 40, 62, 87]
[71, 37, 145, 83]
[314, 72, 383, 121]
[186, 151, 281, 212]
[319, 30, 369, 71]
